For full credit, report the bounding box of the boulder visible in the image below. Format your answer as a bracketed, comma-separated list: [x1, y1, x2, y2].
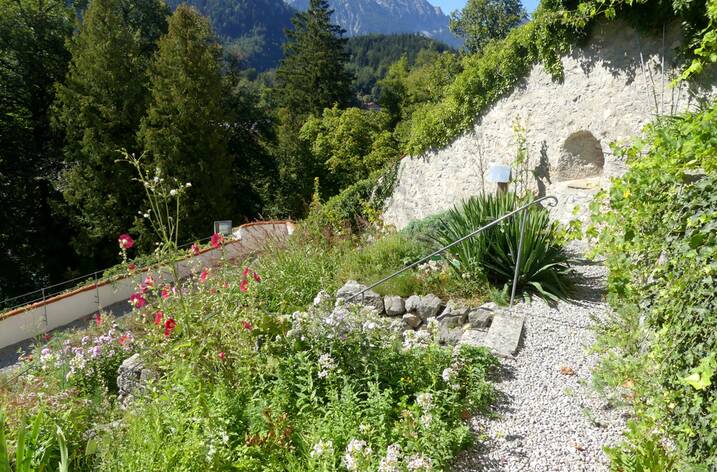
[402, 313, 422, 329]
[405, 295, 421, 313]
[336, 280, 384, 313]
[117, 354, 155, 405]
[438, 325, 466, 346]
[438, 301, 471, 324]
[468, 302, 497, 329]
[415, 294, 443, 320]
[384, 296, 406, 316]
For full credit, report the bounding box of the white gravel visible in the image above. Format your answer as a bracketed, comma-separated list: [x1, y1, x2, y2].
[453, 255, 628, 471]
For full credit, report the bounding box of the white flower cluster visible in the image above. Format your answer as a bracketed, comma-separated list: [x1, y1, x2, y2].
[317, 353, 336, 379]
[418, 260, 442, 274]
[441, 366, 461, 390]
[343, 439, 372, 471]
[402, 329, 433, 349]
[288, 304, 398, 347]
[310, 439, 334, 459]
[378, 444, 402, 472]
[406, 454, 433, 471]
[416, 392, 434, 428]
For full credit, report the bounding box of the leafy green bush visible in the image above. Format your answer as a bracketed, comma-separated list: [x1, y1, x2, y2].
[434, 192, 573, 301]
[591, 105, 717, 469]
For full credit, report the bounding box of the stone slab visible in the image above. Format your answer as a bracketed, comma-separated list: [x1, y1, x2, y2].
[483, 312, 525, 358]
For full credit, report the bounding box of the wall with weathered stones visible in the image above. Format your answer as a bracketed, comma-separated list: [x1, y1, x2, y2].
[383, 21, 717, 229]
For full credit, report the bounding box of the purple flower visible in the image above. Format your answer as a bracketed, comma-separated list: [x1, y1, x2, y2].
[90, 346, 102, 358]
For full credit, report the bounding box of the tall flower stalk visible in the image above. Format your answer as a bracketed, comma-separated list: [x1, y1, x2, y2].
[118, 150, 191, 287]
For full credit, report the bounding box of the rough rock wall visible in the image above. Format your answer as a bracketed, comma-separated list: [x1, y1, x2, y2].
[383, 21, 717, 229]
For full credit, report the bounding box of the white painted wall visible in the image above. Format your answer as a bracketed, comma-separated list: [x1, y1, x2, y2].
[0, 221, 293, 350]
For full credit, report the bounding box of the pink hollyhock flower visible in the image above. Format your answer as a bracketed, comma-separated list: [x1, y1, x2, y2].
[127, 263, 137, 273]
[210, 233, 224, 249]
[200, 269, 209, 283]
[240, 279, 249, 292]
[154, 311, 164, 326]
[94, 313, 102, 326]
[164, 318, 177, 338]
[241, 320, 253, 331]
[190, 243, 201, 256]
[118, 234, 134, 250]
[129, 293, 146, 309]
[118, 334, 129, 346]
[143, 275, 155, 288]
[218, 352, 225, 361]
[242, 267, 250, 277]
[161, 286, 171, 299]
[252, 271, 261, 283]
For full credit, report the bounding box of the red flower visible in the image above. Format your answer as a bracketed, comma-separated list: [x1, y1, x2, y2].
[94, 313, 102, 326]
[43, 333, 52, 342]
[210, 232, 224, 249]
[190, 243, 201, 256]
[200, 269, 209, 283]
[153, 311, 164, 326]
[118, 334, 129, 346]
[118, 234, 134, 250]
[129, 293, 146, 309]
[143, 275, 155, 288]
[218, 352, 225, 361]
[161, 287, 171, 299]
[252, 271, 261, 283]
[241, 320, 253, 331]
[242, 267, 250, 277]
[164, 318, 177, 338]
[128, 263, 137, 273]
[240, 279, 249, 292]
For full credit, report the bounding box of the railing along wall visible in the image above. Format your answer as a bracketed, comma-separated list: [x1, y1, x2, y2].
[347, 196, 558, 307]
[0, 221, 295, 350]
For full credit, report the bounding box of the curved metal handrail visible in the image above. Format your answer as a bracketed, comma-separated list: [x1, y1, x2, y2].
[346, 195, 559, 307]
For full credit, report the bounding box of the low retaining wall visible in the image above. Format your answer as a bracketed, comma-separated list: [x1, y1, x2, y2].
[0, 221, 295, 350]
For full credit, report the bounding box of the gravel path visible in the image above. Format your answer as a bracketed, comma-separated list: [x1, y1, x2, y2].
[453, 255, 627, 471]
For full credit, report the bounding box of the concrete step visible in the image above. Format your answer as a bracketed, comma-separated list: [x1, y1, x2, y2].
[459, 310, 525, 358]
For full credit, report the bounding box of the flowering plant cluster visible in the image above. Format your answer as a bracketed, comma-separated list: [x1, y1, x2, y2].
[37, 322, 136, 394]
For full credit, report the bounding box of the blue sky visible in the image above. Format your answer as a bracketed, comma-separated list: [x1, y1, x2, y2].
[428, 0, 540, 15]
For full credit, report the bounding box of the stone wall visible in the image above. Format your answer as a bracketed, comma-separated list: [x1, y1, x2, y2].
[383, 21, 717, 229]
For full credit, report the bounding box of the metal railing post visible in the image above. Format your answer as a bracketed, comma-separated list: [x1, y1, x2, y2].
[510, 211, 528, 307]
[42, 288, 48, 328]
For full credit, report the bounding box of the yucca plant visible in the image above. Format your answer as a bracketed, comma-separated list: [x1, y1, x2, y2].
[434, 192, 573, 301]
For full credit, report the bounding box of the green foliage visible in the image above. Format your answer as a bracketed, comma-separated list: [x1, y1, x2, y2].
[449, 0, 527, 53]
[345, 33, 454, 101]
[275, 0, 353, 120]
[54, 0, 168, 261]
[139, 4, 233, 239]
[434, 192, 573, 301]
[0, 0, 77, 298]
[300, 105, 398, 196]
[591, 103, 717, 469]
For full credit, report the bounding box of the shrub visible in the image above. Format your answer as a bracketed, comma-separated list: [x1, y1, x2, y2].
[434, 192, 573, 301]
[591, 105, 717, 469]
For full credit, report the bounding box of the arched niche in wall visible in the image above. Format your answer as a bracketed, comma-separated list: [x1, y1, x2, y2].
[554, 130, 605, 181]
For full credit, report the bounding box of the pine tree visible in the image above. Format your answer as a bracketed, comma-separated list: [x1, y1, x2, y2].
[54, 0, 168, 261]
[139, 4, 233, 239]
[272, 0, 354, 216]
[275, 0, 353, 120]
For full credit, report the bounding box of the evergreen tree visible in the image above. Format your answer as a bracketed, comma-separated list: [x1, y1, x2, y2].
[272, 0, 353, 216]
[139, 4, 233, 239]
[0, 0, 76, 297]
[54, 0, 168, 262]
[275, 0, 353, 120]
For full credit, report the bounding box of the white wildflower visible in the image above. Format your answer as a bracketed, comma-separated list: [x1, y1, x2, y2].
[310, 439, 333, 458]
[420, 413, 432, 428]
[170, 189, 177, 196]
[441, 367, 456, 383]
[406, 454, 433, 471]
[317, 353, 336, 378]
[416, 392, 433, 411]
[378, 444, 402, 472]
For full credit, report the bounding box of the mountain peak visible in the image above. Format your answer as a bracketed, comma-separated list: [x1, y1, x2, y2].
[287, 0, 461, 47]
